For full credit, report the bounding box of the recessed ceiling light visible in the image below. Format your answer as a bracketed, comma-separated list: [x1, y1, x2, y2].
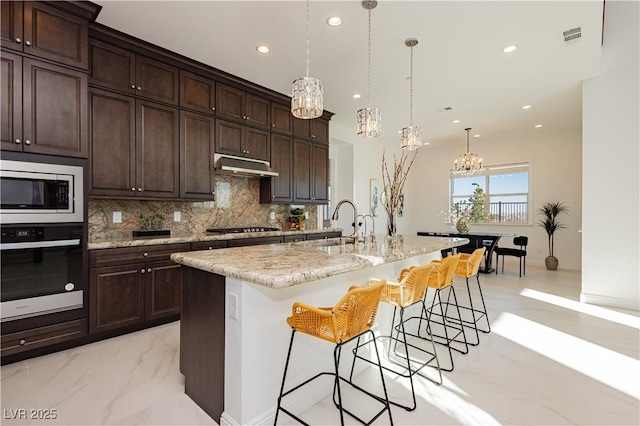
[522, 105, 532, 110]
[326, 16, 343, 26]
[352, 93, 362, 99]
[502, 45, 518, 53]
[452, 119, 460, 123]
[256, 45, 270, 54]
[535, 124, 543, 128]
[474, 134, 480, 139]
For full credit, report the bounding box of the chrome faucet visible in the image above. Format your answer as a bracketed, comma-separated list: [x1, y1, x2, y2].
[363, 214, 375, 238]
[356, 214, 366, 238]
[331, 199, 359, 238]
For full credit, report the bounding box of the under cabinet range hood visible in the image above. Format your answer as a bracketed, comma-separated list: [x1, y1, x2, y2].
[213, 154, 278, 177]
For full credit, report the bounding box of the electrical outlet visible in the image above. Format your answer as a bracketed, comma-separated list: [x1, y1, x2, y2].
[304, 211, 309, 219]
[113, 211, 122, 223]
[270, 211, 276, 220]
[229, 293, 239, 320]
[174, 211, 181, 222]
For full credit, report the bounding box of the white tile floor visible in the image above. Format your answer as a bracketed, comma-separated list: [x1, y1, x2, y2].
[2, 261, 639, 425]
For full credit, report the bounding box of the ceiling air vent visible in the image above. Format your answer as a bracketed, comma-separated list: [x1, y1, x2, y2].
[563, 27, 582, 44]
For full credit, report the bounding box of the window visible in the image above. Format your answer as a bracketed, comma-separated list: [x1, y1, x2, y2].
[450, 163, 529, 224]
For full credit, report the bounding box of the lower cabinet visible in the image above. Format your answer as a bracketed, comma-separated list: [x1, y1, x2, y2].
[1, 320, 86, 357]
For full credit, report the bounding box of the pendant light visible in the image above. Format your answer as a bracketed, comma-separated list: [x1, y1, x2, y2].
[356, 0, 381, 138]
[291, 0, 323, 119]
[454, 128, 483, 173]
[400, 38, 423, 150]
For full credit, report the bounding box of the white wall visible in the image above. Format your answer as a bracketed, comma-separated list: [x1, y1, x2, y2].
[581, 1, 640, 310]
[404, 129, 583, 270]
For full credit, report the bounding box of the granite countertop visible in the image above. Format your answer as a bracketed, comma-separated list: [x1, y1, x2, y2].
[170, 235, 469, 289]
[87, 228, 343, 250]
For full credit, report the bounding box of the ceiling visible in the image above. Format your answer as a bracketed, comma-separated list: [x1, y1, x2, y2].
[94, 1, 604, 148]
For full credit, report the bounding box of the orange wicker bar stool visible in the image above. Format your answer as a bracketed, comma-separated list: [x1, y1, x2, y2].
[274, 281, 393, 426]
[350, 263, 442, 412]
[442, 247, 491, 346]
[419, 254, 469, 371]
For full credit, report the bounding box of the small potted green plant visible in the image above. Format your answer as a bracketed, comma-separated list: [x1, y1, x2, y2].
[133, 213, 169, 237]
[537, 202, 568, 270]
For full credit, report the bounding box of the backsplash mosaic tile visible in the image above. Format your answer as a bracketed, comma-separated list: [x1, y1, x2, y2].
[88, 175, 318, 241]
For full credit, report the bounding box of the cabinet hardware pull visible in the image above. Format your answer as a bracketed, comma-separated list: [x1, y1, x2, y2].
[137, 188, 142, 192]
[212, 107, 215, 111]
[24, 140, 31, 145]
[143, 252, 148, 257]
[141, 269, 145, 273]
[131, 84, 135, 89]
[246, 150, 250, 154]
[15, 38, 21, 43]
[137, 87, 142, 91]
[271, 123, 275, 127]
[131, 187, 136, 191]
[246, 116, 250, 120]
[25, 40, 32, 46]
[14, 139, 21, 144]
[208, 247, 213, 250]
[147, 268, 152, 273]
[19, 339, 26, 346]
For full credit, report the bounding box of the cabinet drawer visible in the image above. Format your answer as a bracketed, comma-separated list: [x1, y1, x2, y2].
[190, 241, 228, 251]
[306, 232, 342, 241]
[1, 320, 85, 357]
[228, 236, 282, 247]
[90, 243, 190, 268]
[283, 234, 306, 243]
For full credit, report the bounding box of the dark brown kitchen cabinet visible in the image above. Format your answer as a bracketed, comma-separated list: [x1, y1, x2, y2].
[89, 90, 179, 198]
[215, 119, 270, 161]
[228, 236, 283, 247]
[190, 241, 228, 251]
[180, 110, 215, 200]
[271, 102, 293, 134]
[180, 70, 216, 115]
[293, 139, 328, 204]
[293, 117, 329, 144]
[1, 320, 86, 357]
[89, 40, 179, 105]
[260, 134, 293, 203]
[2, 56, 88, 157]
[89, 243, 188, 334]
[216, 83, 270, 129]
[1, 1, 90, 70]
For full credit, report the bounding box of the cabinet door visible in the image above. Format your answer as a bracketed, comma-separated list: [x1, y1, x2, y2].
[312, 143, 329, 202]
[90, 264, 146, 334]
[136, 56, 179, 105]
[89, 89, 136, 196]
[293, 139, 312, 203]
[311, 119, 329, 144]
[1, 0, 23, 51]
[245, 93, 269, 129]
[216, 83, 244, 122]
[292, 117, 311, 140]
[270, 102, 292, 134]
[261, 134, 292, 202]
[244, 127, 270, 161]
[145, 260, 182, 321]
[23, 2, 88, 69]
[180, 110, 215, 199]
[180, 70, 216, 115]
[1, 52, 22, 152]
[215, 119, 244, 156]
[22, 58, 88, 158]
[136, 100, 180, 197]
[89, 39, 136, 94]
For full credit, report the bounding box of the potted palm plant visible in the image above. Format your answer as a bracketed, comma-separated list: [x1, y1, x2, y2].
[537, 202, 569, 270]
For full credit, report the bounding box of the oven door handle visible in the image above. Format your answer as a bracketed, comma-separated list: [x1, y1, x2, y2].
[0, 239, 81, 250]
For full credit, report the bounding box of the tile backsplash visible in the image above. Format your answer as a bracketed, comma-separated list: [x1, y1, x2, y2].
[88, 175, 318, 241]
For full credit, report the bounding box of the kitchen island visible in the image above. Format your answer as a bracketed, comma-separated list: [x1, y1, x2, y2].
[170, 235, 468, 425]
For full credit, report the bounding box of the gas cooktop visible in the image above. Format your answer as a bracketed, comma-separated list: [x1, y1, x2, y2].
[206, 227, 280, 234]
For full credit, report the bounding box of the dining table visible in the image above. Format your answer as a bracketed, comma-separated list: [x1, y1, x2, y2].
[417, 231, 516, 274]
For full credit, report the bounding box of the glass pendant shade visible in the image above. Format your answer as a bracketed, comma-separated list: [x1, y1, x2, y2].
[356, 107, 382, 138]
[292, 77, 323, 119]
[453, 127, 483, 173]
[400, 125, 423, 150]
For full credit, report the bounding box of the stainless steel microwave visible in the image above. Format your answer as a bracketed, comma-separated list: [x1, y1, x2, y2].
[0, 160, 83, 224]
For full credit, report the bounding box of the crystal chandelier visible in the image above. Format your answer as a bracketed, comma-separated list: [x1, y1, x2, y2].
[454, 128, 483, 173]
[291, 0, 323, 119]
[356, 0, 381, 138]
[400, 38, 423, 150]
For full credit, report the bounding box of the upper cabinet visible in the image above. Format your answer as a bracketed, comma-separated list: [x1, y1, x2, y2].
[89, 40, 179, 105]
[2, 53, 88, 158]
[180, 70, 216, 115]
[270, 102, 293, 135]
[216, 83, 270, 130]
[293, 117, 329, 144]
[215, 119, 270, 161]
[1, 1, 91, 70]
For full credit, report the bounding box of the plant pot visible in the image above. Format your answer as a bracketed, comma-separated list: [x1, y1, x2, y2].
[545, 255, 558, 270]
[132, 229, 171, 238]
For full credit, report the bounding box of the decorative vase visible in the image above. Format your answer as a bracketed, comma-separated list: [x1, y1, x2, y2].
[545, 256, 559, 270]
[386, 210, 396, 237]
[456, 217, 470, 234]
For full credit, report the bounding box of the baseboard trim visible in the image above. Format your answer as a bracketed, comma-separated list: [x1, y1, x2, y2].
[580, 292, 640, 311]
